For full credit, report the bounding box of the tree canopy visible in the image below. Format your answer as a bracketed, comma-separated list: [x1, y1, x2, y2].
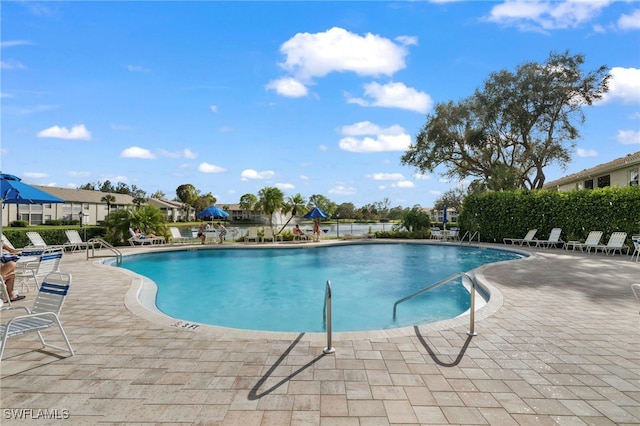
[401, 51, 610, 190]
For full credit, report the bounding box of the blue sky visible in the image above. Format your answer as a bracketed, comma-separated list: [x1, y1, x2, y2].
[1, 1, 639, 208]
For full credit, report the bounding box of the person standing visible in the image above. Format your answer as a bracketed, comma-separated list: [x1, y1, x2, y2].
[197, 224, 206, 244]
[217, 222, 227, 244]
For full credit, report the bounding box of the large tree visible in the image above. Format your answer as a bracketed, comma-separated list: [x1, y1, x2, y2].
[257, 186, 285, 231]
[401, 51, 610, 190]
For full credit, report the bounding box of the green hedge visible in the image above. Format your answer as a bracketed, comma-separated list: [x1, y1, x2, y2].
[458, 186, 640, 247]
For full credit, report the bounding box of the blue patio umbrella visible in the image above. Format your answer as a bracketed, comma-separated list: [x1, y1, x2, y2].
[442, 206, 448, 230]
[303, 207, 328, 219]
[1, 173, 64, 254]
[197, 205, 229, 219]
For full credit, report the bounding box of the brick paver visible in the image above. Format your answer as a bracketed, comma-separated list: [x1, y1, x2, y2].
[1, 241, 639, 425]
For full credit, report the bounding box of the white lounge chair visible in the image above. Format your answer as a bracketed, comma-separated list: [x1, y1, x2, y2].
[0, 272, 73, 361]
[631, 236, 640, 263]
[430, 227, 442, 240]
[1, 276, 11, 305]
[128, 228, 165, 246]
[261, 227, 281, 243]
[15, 248, 63, 292]
[593, 232, 629, 256]
[169, 227, 191, 244]
[503, 229, 537, 246]
[572, 231, 603, 253]
[632, 284, 640, 314]
[2, 235, 21, 253]
[64, 230, 91, 252]
[26, 231, 64, 250]
[244, 227, 259, 243]
[534, 228, 565, 249]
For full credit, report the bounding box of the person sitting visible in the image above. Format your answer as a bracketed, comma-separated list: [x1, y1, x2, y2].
[293, 224, 306, 240]
[1, 243, 24, 302]
[216, 222, 227, 244]
[197, 224, 206, 244]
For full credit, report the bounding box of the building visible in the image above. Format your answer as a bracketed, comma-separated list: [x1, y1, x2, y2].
[1, 186, 134, 227]
[147, 198, 192, 222]
[543, 151, 640, 191]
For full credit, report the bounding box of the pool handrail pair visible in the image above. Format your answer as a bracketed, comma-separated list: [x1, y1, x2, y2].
[393, 272, 478, 336]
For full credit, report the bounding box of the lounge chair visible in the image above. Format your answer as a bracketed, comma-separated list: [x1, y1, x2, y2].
[572, 231, 603, 253]
[430, 227, 443, 240]
[128, 228, 165, 246]
[503, 229, 537, 246]
[1, 276, 11, 305]
[593, 232, 629, 256]
[64, 230, 92, 252]
[261, 227, 281, 243]
[2, 235, 21, 253]
[0, 272, 73, 361]
[632, 284, 640, 314]
[26, 231, 64, 250]
[169, 227, 191, 244]
[15, 248, 63, 292]
[244, 227, 259, 243]
[534, 228, 565, 249]
[631, 236, 640, 263]
[446, 228, 459, 241]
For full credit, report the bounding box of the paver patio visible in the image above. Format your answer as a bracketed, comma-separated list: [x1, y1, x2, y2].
[1, 241, 639, 425]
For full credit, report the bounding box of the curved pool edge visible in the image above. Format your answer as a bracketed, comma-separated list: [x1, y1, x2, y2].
[114, 241, 532, 341]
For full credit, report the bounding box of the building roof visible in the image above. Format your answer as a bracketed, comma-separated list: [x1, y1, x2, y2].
[34, 186, 134, 204]
[147, 198, 183, 209]
[543, 151, 640, 189]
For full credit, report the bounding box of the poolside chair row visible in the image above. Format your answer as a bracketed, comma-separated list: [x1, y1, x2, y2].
[504, 229, 633, 256]
[503, 228, 565, 248]
[244, 227, 285, 243]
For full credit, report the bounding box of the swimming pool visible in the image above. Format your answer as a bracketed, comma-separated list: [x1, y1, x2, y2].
[118, 243, 523, 332]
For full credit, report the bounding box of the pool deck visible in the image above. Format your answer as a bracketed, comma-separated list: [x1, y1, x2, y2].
[1, 240, 639, 425]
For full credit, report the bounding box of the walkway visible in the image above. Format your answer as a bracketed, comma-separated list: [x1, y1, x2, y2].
[1, 242, 639, 425]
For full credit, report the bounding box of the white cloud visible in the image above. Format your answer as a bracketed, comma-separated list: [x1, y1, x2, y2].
[618, 9, 640, 30]
[22, 172, 48, 179]
[600, 67, 640, 105]
[616, 130, 640, 145]
[240, 169, 275, 180]
[198, 163, 226, 173]
[68, 171, 91, 178]
[37, 124, 92, 140]
[347, 81, 433, 114]
[393, 180, 415, 188]
[210, 105, 218, 112]
[159, 148, 198, 159]
[1, 40, 32, 48]
[370, 172, 405, 181]
[121, 146, 156, 159]
[0, 59, 26, 70]
[338, 121, 411, 152]
[412, 173, 431, 180]
[487, 0, 610, 31]
[265, 77, 308, 97]
[328, 185, 357, 195]
[276, 183, 295, 190]
[278, 27, 410, 81]
[576, 148, 598, 157]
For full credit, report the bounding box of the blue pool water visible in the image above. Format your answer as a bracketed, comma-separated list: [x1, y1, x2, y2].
[118, 243, 523, 332]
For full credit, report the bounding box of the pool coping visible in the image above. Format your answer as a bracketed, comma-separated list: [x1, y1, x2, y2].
[115, 239, 533, 341]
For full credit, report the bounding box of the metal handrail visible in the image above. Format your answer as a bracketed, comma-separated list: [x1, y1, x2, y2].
[86, 238, 122, 265]
[459, 231, 480, 245]
[323, 280, 335, 354]
[393, 272, 478, 336]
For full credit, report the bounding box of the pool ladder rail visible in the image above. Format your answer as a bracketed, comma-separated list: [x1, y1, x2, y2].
[459, 230, 480, 245]
[86, 237, 123, 265]
[393, 272, 478, 337]
[322, 280, 335, 354]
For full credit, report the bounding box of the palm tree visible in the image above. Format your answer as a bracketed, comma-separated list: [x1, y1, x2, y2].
[257, 186, 284, 232]
[101, 193, 116, 215]
[278, 193, 306, 234]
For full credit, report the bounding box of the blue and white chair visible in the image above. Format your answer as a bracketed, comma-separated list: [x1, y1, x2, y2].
[0, 272, 73, 361]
